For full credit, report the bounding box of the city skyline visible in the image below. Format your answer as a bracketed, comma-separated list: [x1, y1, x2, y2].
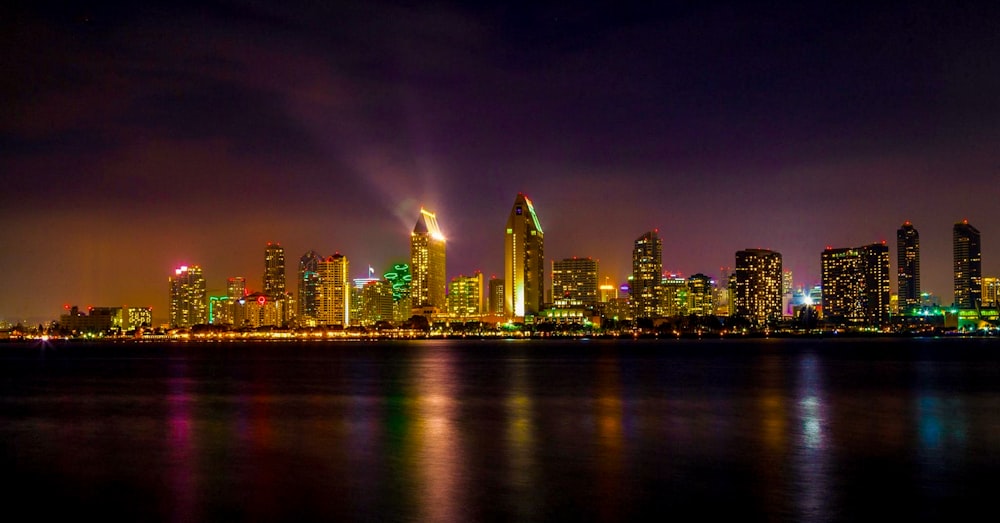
[2, 2, 998, 323]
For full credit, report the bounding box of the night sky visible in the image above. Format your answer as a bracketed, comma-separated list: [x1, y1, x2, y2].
[2, 1, 998, 324]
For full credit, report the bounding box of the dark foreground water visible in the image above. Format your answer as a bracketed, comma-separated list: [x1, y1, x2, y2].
[2, 338, 999, 522]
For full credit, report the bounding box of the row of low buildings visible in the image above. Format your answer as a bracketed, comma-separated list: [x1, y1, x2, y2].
[162, 193, 996, 331]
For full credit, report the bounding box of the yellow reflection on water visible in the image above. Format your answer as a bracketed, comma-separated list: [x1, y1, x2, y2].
[505, 357, 537, 519]
[408, 347, 463, 523]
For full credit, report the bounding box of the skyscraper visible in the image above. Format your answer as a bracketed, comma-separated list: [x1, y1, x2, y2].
[488, 277, 505, 315]
[169, 265, 207, 327]
[410, 208, 447, 313]
[733, 249, 782, 327]
[504, 193, 544, 318]
[821, 243, 891, 327]
[227, 276, 246, 299]
[264, 242, 286, 297]
[552, 257, 599, 308]
[687, 273, 715, 316]
[631, 230, 662, 319]
[297, 250, 323, 324]
[897, 221, 920, 312]
[317, 253, 350, 326]
[953, 220, 982, 309]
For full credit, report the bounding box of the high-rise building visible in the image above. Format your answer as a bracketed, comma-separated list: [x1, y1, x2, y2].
[631, 230, 662, 319]
[317, 254, 350, 326]
[360, 280, 394, 326]
[982, 276, 999, 308]
[821, 243, 891, 327]
[552, 257, 599, 309]
[953, 220, 982, 309]
[227, 277, 246, 299]
[264, 242, 286, 297]
[297, 250, 323, 324]
[782, 270, 793, 295]
[488, 277, 505, 315]
[733, 249, 782, 327]
[897, 221, 920, 312]
[687, 273, 715, 316]
[660, 273, 688, 317]
[169, 265, 207, 328]
[448, 272, 484, 320]
[410, 208, 447, 313]
[504, 193, 544, 318]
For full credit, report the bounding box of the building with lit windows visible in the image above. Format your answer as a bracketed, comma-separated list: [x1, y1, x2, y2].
[169, 265, 207, 327]
[297, 251, 322, 325]
[821, 243, 891, 328]
[953, 220, 982, 309]
[897, 221, 921, 312]
[227, 277, 246, 299]
[264, 242, 286, 297]
[687, 273, 715, 316]
[317, 254, 350, 326]
[358, 280, 394, 326]
[631, 230, 662, 319]
[410, 209, 447, 315]
[983, 276, 999, 308]
[448, 272, 484, 321]
[552, 257, 598, 309]
[237, 293, 287, 328]
[488, 276, 505, 315]
[732, 249, 782, 327]
[504, 193, 544, 318]
[660, 273, 687, 317]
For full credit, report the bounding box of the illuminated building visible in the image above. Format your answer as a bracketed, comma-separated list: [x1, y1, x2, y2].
[448, 272, 484, 320]
[297, 251, 322, 324]
[317, 254, 350, 326]
[821, 243, 890, 327]
[732, 249, 782, 327]
[782, 270, 793, 294]
[687, 273, 715, 316]
[983, 276, 999, 307]
[599, 276, 618, 303]
[125, 307, 153, 330]
[552, 257, 598, 309]
[264, 242, 286, 297]
[360, 280, 394, 326]
[383, 262, 413, 322]
[169, 265, 207, 327]
[237, 292, 287, 328]
[897, 221, 920, 312]
[504, 193, 544, 318]
[353, 265, 380, 289]
[953, 220, 982, 309]
[631, 230, 662, 319]
[209, 295, 233, 325]
[488, 277, 504, 315]
[59, 305, 150, 334]
[660, 273, 687, 317]
[410, 208, 446, 314]
[227, 277, 246, 299]
[715, 266, 732, 316]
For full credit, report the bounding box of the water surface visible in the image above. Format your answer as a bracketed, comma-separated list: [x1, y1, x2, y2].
[2, 338, 998, 521]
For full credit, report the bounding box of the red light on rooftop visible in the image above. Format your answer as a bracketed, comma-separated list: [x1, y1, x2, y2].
[257, 296, 266, 306]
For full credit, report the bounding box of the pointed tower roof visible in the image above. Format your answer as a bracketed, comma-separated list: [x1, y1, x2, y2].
[413, 208, 445, 241]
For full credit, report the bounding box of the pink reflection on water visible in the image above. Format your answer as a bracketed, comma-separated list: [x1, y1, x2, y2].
[167, 363, 196, 523]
